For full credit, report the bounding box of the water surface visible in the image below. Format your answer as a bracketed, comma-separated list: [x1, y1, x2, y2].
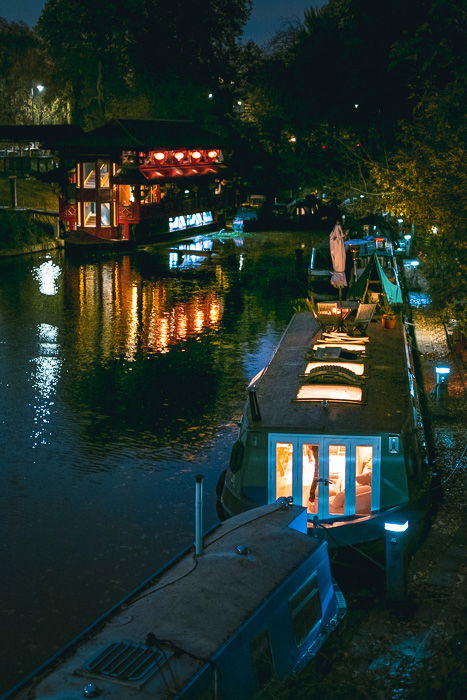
[0, 229, 319, 692]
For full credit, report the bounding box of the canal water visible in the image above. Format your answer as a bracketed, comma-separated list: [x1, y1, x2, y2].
[0, 228, 321, 693]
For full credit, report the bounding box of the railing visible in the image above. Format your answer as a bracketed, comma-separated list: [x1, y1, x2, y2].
[0, 156, 58, 175]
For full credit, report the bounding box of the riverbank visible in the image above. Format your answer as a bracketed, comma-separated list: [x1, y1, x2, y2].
[0, 238, 64, 257]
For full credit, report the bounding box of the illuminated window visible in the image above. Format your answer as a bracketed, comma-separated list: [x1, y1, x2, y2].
[296, 385, 362, 402]
[302, 444, 319, 514]
[83, 202, 96, 226]
[118, 185, 132, 206]
[82, 162, 96, 188]
[99, 161, 110, 188]
[355, 445, 372, 514]
[275, 442, 293, 500]
[100, 202, 111, 227]
[328, 445, 346, 514]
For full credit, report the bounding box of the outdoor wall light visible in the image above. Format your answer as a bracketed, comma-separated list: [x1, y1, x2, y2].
[388, 436, 400, 453]
[384, 521, 409, 532]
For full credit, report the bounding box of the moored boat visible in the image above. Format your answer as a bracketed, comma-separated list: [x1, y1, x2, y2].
[6, 501, 345, 700]
[217, 307, 431, 550]
[308, 229, 402, 305]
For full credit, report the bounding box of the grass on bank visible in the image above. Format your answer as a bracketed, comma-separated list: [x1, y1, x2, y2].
[0, 173, 59, 212]
[0, 210, 56, 249]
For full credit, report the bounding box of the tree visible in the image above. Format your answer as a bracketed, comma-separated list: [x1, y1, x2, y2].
[37, 0, 252, 127]
[0, 19, 45, 124]
[372, 83, 467, 330]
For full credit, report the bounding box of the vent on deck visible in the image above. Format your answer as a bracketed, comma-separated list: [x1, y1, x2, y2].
[80, 641, 167, 685]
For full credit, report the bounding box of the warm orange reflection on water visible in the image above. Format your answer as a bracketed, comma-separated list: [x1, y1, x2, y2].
[71, 257, 225, 358]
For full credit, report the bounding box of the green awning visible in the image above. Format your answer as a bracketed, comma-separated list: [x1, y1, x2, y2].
[348, 253, 402, 305]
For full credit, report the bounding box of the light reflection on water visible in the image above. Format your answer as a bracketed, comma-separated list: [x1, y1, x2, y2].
[0, 229, 315, 692]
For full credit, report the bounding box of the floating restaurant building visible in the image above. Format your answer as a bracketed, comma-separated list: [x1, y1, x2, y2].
[0, 119, 233, 242]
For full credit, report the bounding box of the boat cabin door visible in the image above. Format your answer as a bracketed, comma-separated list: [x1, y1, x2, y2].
[269, 435, 380, 519]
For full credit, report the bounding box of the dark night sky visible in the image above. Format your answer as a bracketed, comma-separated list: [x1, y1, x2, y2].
[1, 0, 326, 44]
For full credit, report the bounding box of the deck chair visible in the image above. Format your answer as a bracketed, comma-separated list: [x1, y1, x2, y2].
[317, 302, 339, 315]
[352, 303, 376, 334]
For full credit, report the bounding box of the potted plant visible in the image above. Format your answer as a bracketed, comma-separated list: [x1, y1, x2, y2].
[379, 296, 397, 329]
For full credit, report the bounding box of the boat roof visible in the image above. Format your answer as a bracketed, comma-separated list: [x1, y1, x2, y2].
[16, 504, 321, 699]
[250, 312, 411, 435]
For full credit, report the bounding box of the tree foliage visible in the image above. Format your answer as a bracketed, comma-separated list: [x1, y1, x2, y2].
[371, 83, 467, 328]
[37, 0, 252, 127]
[0, 19, 44, 123]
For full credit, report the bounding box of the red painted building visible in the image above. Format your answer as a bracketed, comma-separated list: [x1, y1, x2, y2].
[51, 119, 232, 241]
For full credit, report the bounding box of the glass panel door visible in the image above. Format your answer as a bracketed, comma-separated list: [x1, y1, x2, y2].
[275, 442, 293, 500]
[269, 435, 380, 518]
[355, 445, 373, 514]
[302, 443, 319, 514]
[328, 444, 347, 515]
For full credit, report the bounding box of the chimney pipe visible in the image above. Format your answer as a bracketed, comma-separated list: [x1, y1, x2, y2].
[195, 474, 204, 556]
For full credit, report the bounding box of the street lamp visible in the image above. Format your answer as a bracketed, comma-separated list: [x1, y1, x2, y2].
[434, 366, 450, 409]
[384, 519, 409, 601]
[31, 84, 45, 124]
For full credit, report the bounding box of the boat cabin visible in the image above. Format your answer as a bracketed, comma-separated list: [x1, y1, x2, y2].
[8, 504, 345, 700]
[219, 311, 430, 549]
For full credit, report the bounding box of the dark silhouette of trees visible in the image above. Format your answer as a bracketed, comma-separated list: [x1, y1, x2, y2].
[0, 19, 44, 124]
[37, 0, 252, 127]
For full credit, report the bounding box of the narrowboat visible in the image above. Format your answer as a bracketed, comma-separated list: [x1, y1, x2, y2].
[217, 308, 431, 550]
[6, 502, 345, 700]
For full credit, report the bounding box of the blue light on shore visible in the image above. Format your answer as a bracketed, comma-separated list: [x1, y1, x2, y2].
[384, 521, 409, 532]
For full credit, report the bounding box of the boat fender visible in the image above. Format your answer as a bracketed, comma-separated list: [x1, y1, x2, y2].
[229, 440, 244, 474]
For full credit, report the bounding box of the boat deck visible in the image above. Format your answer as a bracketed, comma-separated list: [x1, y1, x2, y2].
[252, 312, 410, 435]
[17, 505, 322, 699]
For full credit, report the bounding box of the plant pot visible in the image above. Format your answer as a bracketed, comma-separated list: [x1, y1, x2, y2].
[382, 314, 396, 329]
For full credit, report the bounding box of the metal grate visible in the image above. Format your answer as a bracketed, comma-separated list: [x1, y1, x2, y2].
[81, 641, 167, 684]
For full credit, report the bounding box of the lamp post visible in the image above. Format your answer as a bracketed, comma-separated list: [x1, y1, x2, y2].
[403, 233, 412, 255]
[434, 366, 450, 409]
[31, 84, 45, 124]
[384, 520, 409, 601]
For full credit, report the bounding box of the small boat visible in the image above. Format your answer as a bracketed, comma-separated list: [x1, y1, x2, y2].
[7, 501, 346, 700]
[308, 231, 402, 304]
[217, 307, 431, 550]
